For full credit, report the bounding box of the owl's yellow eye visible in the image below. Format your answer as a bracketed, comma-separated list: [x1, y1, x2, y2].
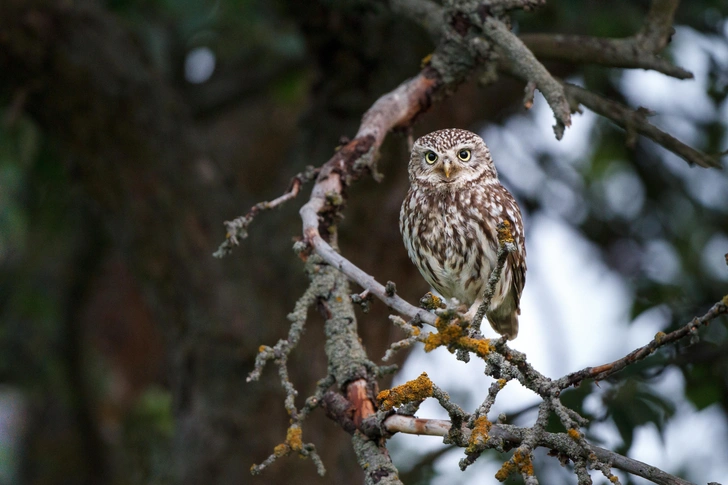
[425, 151, 438, 164]
[457, 149, 471, 161]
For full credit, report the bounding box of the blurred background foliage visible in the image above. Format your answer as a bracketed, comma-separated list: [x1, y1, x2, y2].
[0, 0, 726, 484]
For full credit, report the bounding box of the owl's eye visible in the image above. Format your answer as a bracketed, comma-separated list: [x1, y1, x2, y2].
[425, 151, 438, 164]
[457, 149, 471, 161]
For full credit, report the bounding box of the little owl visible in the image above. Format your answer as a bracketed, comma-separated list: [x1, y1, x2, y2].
[400, 128, 526, 340]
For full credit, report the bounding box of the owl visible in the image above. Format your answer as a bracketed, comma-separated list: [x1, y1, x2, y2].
[399, 128, 526, 340]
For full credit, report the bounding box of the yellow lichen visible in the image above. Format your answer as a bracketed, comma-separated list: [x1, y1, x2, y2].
[461, 336, 494, 357]
[420, 53, 433, 67]
[722, 294, 728, 306]
[420, 292, 445, 310]
[466, 416, 492, 453]
[513, 450, 534, 476]
[497, 220, 515, 245]
[495, 450, 533, 481]
[411, 327, 421, 336]
[286, 426, 303, 452]
[273, 443, 288, 457]
[609, 475, 619, 483]
[423, 318, 493, 357]
[654, 331, 667, 343]
[497, 378, 507, 388]
[423, 322, 462, 352]
[567, 428, 581, 441]
[495, 460, 516, 482]
[272, 425, 303, 457]
[377, 372, 433, 411]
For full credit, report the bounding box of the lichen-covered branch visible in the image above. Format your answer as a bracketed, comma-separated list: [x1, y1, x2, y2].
[382, 415, 694, 485]
[375, 297, 728, 484]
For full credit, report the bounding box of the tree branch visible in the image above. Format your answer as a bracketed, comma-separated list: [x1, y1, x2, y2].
[563, 83, 723, 169]
[235, 1, 727, 483]
[558, 296, 728, 388]
[214, 166, 320, 257]
[520, 32, 692, 79]
[481, 15, 571, 138]
[299, 71, 441, 328]
[520, 0, 690, 79]
[382, 415, 696, 485]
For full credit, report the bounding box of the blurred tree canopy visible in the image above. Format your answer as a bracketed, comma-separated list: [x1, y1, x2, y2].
[0, 0, 726, 484]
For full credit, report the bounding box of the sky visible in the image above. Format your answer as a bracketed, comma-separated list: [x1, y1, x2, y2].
[388, 23, 728, 485]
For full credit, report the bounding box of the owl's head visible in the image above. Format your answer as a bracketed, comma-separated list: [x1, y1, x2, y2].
[408, 128, 497, 189]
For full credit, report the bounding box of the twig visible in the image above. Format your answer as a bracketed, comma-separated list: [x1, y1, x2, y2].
[213, 166, 319, 258]
[563, 83, 723, 169]
[247, 262, 340, 475]
[382, 315, 425, 361]
[471, 220, 518, 334]
[558, 296, 728, 388]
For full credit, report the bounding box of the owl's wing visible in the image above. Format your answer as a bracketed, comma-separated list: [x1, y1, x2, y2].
[507, 250, 526, 312]
[494, 186, 527, 312]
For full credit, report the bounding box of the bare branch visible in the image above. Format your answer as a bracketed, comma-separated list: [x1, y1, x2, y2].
[300, 72, 441, 328]
[563, 83, 724, 169]
[558, 296, 728, 388]
[214, 166, 319, 258]
[521, 0, 688, 79]
[638, 0, 681, 52]
[520, 32, 692, 79]
[481, 16, 571, 138]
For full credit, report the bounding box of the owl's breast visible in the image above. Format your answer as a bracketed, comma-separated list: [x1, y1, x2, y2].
[401, 188, 497, 304]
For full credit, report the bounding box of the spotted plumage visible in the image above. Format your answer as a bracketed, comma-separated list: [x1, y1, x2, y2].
[399, 128, 526, 339]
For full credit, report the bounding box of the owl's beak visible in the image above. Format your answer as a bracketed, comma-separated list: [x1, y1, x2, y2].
[443, 161, 452, 179]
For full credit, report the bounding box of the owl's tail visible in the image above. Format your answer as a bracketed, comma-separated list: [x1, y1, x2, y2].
[486, 310, 519, 340]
